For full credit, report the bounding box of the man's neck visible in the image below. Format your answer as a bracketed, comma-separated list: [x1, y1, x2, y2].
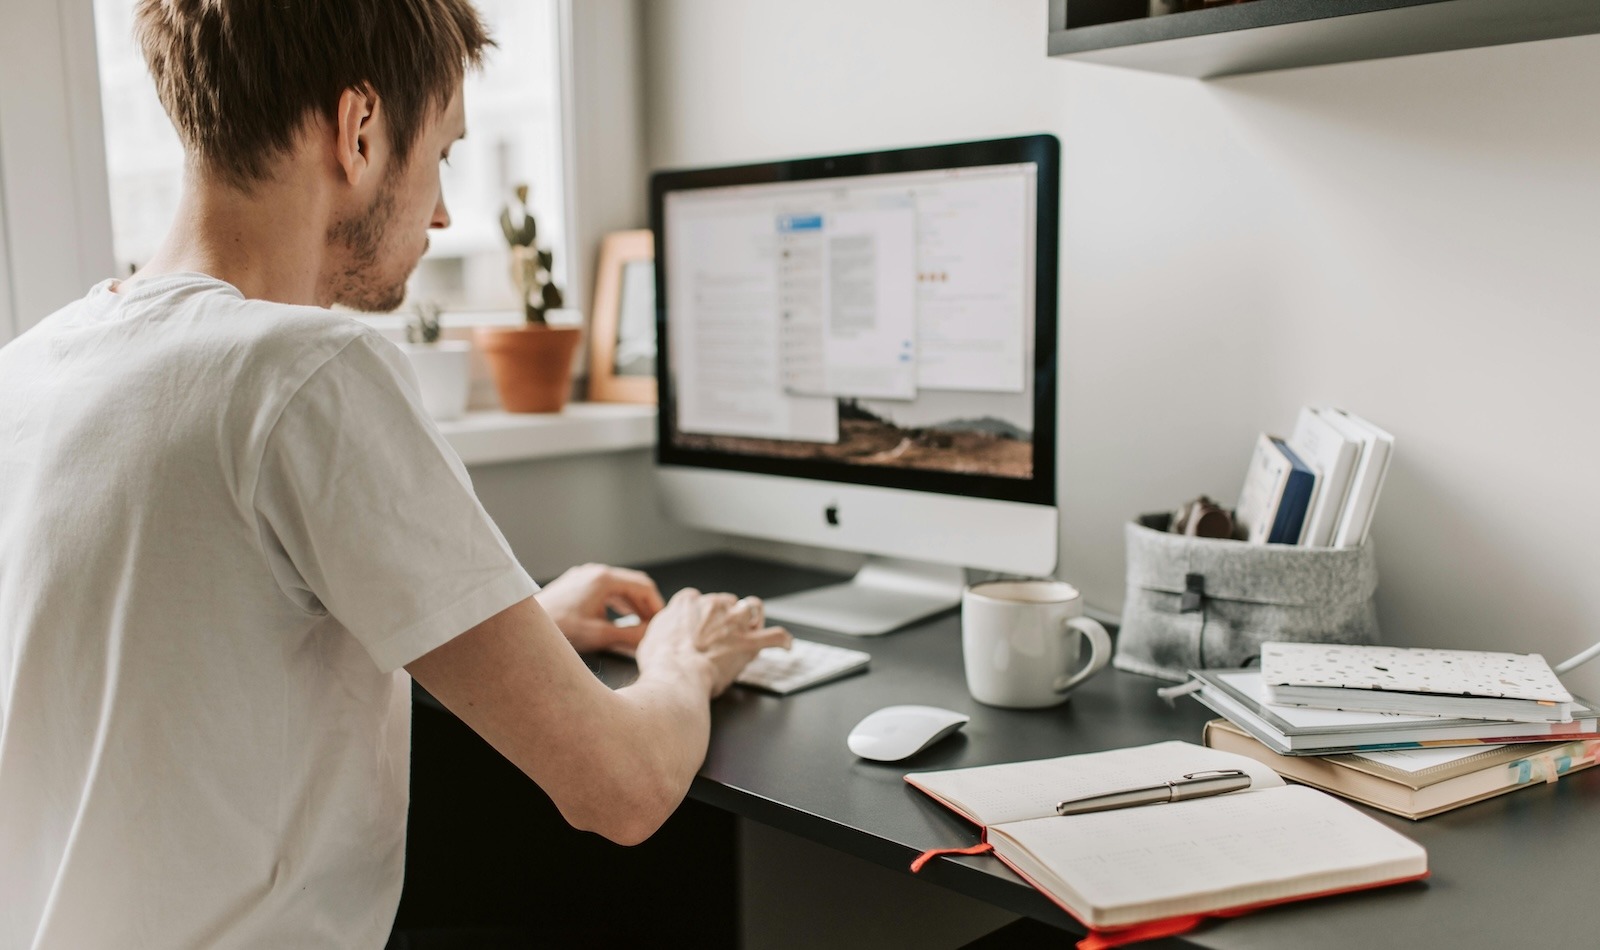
[134, 171, 336, 307]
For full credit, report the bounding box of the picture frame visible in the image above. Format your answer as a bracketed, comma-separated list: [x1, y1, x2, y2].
[587, 229, 657, 404]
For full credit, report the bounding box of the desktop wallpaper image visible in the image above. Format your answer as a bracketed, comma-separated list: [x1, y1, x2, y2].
[672, 398, 1032, 479]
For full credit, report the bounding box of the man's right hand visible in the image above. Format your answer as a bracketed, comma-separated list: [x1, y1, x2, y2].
[407, 587, 789, 846]
[634, 588, 792, 697]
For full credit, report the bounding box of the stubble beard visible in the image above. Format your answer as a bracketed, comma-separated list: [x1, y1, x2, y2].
[327, 174, 414, 313]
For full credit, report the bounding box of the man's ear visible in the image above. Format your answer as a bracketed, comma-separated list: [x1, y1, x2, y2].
[333, 85, 381, 186]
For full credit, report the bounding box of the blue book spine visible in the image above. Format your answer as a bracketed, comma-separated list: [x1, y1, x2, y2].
[1268, 438, 1316, 545]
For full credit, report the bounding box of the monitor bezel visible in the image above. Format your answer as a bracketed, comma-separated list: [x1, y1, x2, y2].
[650, 133, 1059, 507]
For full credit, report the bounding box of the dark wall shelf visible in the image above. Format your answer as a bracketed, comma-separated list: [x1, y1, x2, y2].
[1048, 0, 1600, 79]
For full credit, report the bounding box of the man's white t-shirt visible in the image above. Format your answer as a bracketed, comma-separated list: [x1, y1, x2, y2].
[0, 274, 540, 948]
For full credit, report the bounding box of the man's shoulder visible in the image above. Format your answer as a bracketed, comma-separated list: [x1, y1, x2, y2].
[136, 280, 410, 417]
[224, 297, 386, 361]
[3, 277, 385, 387]
[202, 296, 405, 393]
[25, 273, 393, 371]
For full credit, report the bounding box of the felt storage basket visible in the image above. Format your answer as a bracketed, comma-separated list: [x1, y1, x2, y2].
[1115, 513, 1380, 682]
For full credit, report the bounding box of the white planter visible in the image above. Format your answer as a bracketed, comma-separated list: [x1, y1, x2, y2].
[397, 341, 471, 421]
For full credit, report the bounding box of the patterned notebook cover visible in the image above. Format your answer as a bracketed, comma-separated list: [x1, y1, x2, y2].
[1260, 642, 1574, 703]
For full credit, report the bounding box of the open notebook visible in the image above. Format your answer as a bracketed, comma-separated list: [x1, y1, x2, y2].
[907, 742, 1427, 948]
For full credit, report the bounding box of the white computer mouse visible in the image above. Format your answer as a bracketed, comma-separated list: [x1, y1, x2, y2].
[847, 705, 970, 762]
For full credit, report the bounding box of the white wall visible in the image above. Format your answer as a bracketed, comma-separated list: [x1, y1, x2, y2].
[470, 449, 719, 581]
[642, 0, 1600, 697]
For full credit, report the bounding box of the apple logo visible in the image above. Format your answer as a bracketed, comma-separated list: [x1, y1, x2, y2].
[824, 503, 840, 527]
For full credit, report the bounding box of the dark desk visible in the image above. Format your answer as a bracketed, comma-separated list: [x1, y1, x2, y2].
[607, 552, 1598, 949]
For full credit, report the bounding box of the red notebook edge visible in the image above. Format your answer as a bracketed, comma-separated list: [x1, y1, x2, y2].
[904, 773, 991, 872]
[905, 772, 1429, 949]
[991, 846, 1429, 950]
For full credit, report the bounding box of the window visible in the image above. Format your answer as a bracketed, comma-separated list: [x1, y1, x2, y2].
[92, 0, 181, 280]
[91, 0, 569, 313]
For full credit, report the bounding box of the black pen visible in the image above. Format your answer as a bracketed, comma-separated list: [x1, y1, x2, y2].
[1055, 769, 1253, 816]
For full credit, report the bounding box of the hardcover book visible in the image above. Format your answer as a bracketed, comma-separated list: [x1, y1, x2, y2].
[1234, 433, 1318, 545]
[1318, 409, 1393, 548]
[1267, 438, 1318, 544]
[1233, 433, 1290, 545]
[1204, 718, 1600, 819]
[1187, 668, 1600, 755]
[1261, 642, 1578, 723]
[1288, 406, 1359, 548]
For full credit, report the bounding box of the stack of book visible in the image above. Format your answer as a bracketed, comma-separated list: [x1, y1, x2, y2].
[1236, 406, 1392, 547]
[1188, 642, 1600, 819]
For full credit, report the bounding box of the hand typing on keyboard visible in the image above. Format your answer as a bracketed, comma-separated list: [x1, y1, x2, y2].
[535, 563, 667, 654]
[614, 606, 869, 696]
[735, 638, 871, 695]
[628, 590, 792, 697]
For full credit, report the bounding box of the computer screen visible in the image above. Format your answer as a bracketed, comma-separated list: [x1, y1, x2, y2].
[651, 135, 1059, 634]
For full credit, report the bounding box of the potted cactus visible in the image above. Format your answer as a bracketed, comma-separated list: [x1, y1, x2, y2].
[396, 300, 471, 420]
[473, 184, 582, 413]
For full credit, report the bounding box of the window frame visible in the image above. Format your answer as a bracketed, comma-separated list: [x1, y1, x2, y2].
[0, 171, 15, 343]
[0, 0, 115, 344]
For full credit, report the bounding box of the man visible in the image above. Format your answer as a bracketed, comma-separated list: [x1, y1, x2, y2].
[0, 1, 788, 946]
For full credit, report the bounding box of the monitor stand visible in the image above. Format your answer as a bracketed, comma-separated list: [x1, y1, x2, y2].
[761, 557, 966, 636]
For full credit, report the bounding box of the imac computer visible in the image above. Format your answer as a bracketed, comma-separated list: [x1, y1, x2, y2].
[651, 134, 1060, 635]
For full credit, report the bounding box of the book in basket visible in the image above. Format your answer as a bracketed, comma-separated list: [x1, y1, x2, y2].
[905, 742, 1427, 947]
[1204, 718, 1600, 819]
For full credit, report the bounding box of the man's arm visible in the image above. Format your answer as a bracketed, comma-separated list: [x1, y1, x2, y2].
[406, 587, 788, 846]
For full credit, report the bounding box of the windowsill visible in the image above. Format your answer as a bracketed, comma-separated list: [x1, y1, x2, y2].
[437, 403, 657, 466]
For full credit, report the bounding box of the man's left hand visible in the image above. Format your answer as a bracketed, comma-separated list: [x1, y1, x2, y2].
[535, 563, 666, 654]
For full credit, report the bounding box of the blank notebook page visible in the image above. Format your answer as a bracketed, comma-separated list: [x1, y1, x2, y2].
[991, 785, 1427, 928]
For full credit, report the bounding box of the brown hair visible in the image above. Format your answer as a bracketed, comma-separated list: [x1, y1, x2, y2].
[134, 0, 493, 189]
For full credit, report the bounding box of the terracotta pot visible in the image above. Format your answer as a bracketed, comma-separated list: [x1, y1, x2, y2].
[474, 324, 583, 413]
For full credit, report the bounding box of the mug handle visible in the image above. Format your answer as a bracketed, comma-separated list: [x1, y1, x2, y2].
[1053, 616, 1113, 694]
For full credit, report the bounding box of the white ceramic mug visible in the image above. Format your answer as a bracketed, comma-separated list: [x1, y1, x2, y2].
[961, 580, 1112, 709]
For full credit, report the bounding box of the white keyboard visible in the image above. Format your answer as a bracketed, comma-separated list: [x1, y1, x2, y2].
[606, 622, 870, 696]
[737, 638, 871, 695]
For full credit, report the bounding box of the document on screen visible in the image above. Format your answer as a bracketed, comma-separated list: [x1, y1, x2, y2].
[777, 203, 918, 402]
[912, 171, 1032, 394]
[667, 203, 839, 443]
